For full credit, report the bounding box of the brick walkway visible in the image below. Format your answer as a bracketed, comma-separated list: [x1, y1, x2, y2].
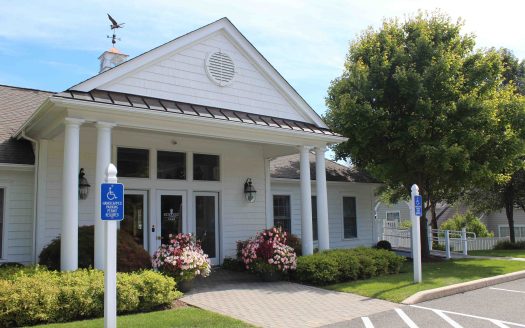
[181, 269, 397, 328]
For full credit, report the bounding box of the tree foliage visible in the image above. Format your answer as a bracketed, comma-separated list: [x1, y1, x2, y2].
[439, 212, 493, 238]
[325, 11, 525, 253]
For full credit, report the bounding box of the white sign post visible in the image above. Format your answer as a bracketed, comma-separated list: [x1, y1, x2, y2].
[410, 184, 422, 283]
[102, 164, 124, 328]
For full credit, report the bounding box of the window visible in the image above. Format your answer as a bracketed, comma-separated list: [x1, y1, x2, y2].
[117, 147, 149, 178]
[386, 211, 400, 222]
[0, 188, 3, 257]
[157, 151, 186, 179]
[499, 225, 525, 238]
[193, 154, 220, 181]
[343, 197, 357, 239]
[273, 195, 291, 235]
[312, 196, 318, 241]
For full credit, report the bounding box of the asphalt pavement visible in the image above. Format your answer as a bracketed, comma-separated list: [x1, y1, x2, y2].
[323, 278, 525, 328]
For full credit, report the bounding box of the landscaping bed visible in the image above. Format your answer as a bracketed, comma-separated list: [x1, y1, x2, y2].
[0, 266, 181, 327]
[325, 258, 525, 303]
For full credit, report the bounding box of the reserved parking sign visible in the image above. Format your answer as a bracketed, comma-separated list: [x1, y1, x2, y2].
[101, 183, 124, 221]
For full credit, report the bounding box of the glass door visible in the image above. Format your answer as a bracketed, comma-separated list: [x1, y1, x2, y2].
[122, 190, 148, 251]
[156, 191, 185, 248]
[194, 192, 219, 265]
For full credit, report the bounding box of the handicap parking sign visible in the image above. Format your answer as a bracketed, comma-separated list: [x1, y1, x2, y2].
[414, 195, 422, 217]
[101, 183, 124, 221]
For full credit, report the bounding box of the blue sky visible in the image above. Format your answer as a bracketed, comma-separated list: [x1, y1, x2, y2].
[1, 0, 524, 117]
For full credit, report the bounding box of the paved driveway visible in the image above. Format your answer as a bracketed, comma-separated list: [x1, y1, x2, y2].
[329, 278, 525, 327]
[181, 269, 397, 328]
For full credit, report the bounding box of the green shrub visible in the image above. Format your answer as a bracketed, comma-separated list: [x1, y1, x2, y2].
[440, 212, 493, 237]
[294, 247, 405, 286]
[376, 240, 392, 250]
[399, 220, 412, 229]
[39, 225, 152, 272]
[287, 234, 302, 256]
[294, 255, 339, 285]
[0, 267, 179, 327]
[494, 240, 525, 250]
[221, 257, 245, 272]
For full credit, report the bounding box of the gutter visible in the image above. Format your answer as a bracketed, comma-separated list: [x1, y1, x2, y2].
[20, 131, 39, 264]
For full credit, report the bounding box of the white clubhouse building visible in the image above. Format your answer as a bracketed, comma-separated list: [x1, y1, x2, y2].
[0, 18, 379, 270]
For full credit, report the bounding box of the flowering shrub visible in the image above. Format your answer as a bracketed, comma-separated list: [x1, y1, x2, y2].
[240, 227, 297, 274]
[152, 233, 211, 281]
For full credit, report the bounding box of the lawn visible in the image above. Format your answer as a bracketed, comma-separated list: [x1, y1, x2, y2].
[36, 307, 253, 328]
[326, 258, 525, 303]
[469, 249, 525, 258]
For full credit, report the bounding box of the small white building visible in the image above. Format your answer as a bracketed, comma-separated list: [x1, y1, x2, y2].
[0, 18, 380, 269]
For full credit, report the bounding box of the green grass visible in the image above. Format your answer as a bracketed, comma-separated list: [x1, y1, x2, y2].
[36, 307, 254, 328]
[326, 258, 525, 303]
[469, 249, 525, 258]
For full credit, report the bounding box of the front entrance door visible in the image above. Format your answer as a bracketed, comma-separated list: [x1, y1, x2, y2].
[122, 190, 148, 251]
[156, 191, 185, 248]
[194, 192, 219, 265]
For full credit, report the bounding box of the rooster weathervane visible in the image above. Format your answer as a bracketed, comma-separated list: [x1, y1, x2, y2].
[107, 14, 125, 46]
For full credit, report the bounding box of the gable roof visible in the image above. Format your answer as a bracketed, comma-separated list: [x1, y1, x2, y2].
[69, 17, 328, 128]
[270, 153, 377, 183]
[0, 85, 53, 164]
[54, 89, 339, 137]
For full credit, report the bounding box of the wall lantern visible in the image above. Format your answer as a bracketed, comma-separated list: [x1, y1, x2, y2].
[244, 178, 257, 203]
[78, 168, 90, 200]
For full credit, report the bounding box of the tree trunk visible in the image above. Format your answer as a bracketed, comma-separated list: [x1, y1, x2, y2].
[420, 214, 430, 258]
[430, 202, 438, 230]
[504, 184, 516, 243]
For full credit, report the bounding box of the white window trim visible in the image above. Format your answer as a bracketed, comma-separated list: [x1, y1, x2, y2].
[272, 193, 293, 234]
[341, 194, 358, 240]
[498, 224, 525, 238]
[385, 210, 401, 221]
[0, 184, 8, 261]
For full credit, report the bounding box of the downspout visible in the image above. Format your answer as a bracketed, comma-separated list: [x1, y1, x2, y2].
[20, 131, 39, 264]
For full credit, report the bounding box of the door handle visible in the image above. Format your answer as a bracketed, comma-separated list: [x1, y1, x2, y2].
[157, 236, 161, 240]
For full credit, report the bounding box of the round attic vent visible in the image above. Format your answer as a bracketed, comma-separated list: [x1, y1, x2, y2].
[205, 51, 236, 86]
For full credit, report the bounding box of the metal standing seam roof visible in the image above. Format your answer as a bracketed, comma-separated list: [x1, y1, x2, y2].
[53, 89, 340, 137]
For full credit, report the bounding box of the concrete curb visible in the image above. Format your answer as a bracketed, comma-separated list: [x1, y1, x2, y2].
[402, 269, 525, 305]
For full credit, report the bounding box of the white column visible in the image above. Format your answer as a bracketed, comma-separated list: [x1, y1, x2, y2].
[61, 118, 84, 271]
[315, 147, 330, 251]
[300, 146, 314, 256]
[264, 158, 273, 228]
[94, 122, 115, 270]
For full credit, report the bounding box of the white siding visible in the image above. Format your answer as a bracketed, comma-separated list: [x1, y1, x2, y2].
[484, 208, 525, 237]
[40, 127, 267, 261]
[0, 169, 34, 264]
[271, 180, 378, 249]
[100, 32, 308, 122]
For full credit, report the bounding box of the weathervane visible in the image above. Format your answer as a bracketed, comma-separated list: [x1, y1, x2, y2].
[107, 14, 125, 46]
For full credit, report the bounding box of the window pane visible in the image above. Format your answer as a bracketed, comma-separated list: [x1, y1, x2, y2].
[312, 196, 318, 241]
[343, 197, 357, 238]
[117, 148, 149, 178]
[500, 226, 510, 237]
[193, 154, 220, 181]
[160, 195, 183, 244]
[0, 188, 3, 256]
[273, 195, 291, 235]
[122, 194, 145, 246]
[157, 151, 186, 180]
[386, 212, 400, 221]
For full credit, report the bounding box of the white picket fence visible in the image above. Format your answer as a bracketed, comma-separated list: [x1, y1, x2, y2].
[376, 219, 525, 253]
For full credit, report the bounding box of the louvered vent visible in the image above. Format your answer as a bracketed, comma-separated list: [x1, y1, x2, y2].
[205, 52, 236, 86]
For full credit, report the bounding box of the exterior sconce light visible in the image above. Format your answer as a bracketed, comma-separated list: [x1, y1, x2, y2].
[244, 178, 256, 203]
[78, 168, 90, 200]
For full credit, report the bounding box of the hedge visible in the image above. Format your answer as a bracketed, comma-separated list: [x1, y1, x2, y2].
[0, 266, 181, 327]
[494, 240, 525, 250]
[294, 247, 405, 285]
[39, 225, 152, 272]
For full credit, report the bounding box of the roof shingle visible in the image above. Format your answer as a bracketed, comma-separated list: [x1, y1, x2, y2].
[0, 85, 53, 164]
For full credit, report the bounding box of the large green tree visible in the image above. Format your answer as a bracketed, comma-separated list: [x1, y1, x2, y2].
[464, 49, 525, 243]
[325, 11, 525, 256]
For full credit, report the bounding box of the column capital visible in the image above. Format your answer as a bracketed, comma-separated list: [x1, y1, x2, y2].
[297, 145, 315, 152]
[95, 121, 117, 129]
[314, 146, 328, 153]
[64, 117, 85, 126]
